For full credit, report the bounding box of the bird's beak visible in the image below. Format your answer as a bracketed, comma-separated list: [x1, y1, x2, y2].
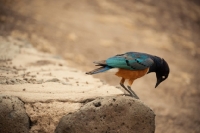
[155, 80, 161, 88]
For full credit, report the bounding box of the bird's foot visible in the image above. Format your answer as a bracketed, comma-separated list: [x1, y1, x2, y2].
[120, 83, 133, 96]
[120, 83, 139, 99]
[127, 86, 140, 99]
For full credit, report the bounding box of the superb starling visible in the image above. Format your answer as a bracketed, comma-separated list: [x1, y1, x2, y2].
[86, 52, 170, 99]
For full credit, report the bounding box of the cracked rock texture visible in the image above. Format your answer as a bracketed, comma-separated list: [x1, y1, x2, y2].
[56, 96, 155, 133]
[0, 95, 30, 133]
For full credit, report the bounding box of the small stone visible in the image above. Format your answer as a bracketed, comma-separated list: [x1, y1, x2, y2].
[6, 79, 12, 84]
[62, 82, 72, 85]
[10, 78, 17, 83]
[23, 78, 28, 81]
[45, 78, 60, 82]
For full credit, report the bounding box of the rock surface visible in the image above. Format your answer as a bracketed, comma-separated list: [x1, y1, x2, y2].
[0, 95, 30, 133]
[0, 37, 155, 133]
[55, 96, 155, 133]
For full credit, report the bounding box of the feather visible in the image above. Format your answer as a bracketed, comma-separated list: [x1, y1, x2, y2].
[106, 52, 154, 70]
[86, 66, 112, 75]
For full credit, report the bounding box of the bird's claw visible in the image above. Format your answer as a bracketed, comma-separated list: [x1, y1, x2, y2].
[120, 83, 140, 99]
[127, 86, 139, 99]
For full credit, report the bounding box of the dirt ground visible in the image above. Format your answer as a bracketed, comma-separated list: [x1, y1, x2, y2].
[0, 0, 200, 133]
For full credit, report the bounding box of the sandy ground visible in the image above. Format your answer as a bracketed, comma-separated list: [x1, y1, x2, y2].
[0, 0, 200, 133]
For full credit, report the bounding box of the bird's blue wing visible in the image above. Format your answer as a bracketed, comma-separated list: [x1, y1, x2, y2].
[106, 52, 154, 70]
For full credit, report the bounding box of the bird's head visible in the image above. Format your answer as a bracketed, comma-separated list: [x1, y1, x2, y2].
[155, 59, 170, 88]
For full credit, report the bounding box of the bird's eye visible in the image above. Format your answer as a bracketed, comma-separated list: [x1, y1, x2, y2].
[162, 76, 165, 79]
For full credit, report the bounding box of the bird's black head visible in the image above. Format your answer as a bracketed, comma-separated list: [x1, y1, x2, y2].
[155, 59, 170, 88]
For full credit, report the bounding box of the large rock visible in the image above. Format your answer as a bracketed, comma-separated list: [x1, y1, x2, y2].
[0, 95, 30, 133]
[55, 96, 155, 133]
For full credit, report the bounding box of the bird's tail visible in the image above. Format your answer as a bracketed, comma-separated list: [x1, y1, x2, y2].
[86, 66, 112, 75]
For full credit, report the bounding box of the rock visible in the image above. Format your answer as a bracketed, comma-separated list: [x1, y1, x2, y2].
[45, 78, 60, 82]
[6, 79, 13, 84]
[0, 95, 30, 133]
[10, 78, 17, 84]
[55, 96, 155, 133]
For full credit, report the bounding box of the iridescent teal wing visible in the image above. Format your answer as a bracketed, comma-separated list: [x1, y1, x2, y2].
[105, 52, 154, 70]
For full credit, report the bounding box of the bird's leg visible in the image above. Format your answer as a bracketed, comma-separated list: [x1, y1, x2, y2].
[120, 78, 135, 97]
[127, 86, 139, 99]
[127, 79, 139, 99]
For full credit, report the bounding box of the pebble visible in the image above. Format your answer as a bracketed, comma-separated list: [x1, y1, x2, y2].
[62, 82, 72, 85]
[45, 78, 60, 82]
[6, 79, 12, 84]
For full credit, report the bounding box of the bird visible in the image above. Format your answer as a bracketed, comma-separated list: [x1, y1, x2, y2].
[86, 52, 170, 99]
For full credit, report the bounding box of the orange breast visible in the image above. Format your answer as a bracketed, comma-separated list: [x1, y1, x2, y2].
[115, 68, 149, 80]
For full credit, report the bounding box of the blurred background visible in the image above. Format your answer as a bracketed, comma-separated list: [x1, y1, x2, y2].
[0, 0, 199, 132]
